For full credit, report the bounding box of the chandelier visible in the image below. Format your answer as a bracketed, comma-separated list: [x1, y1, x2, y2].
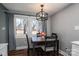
[36, 4, 48, 21]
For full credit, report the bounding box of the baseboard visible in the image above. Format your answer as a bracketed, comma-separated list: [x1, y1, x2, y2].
[59, 49, 69, 56]
[16, 45, 41, 50]
[16, 46, 28, 50]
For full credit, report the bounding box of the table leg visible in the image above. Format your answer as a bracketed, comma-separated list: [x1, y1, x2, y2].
[54, 41, 55, 56]
[57, 40, 59, 56]
[27, 48, 29, 56]
[33, 43, 35, 56]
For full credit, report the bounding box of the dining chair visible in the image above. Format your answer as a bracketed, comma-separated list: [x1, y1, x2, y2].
[26, 34, 30, 56]
[41, 33, 58, 56]
[51, 33, 58, 40]
[26, 34, 43, 56]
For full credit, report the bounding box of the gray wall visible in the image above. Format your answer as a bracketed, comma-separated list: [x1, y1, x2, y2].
[0, 4, 8, 43]
[0, 4, 16, 51]
[51, 3, 79, 54]
[47, 17, 52, 36]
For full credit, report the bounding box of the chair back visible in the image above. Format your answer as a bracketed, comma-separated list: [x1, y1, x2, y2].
[42, 36, 55, 52]
[26, 34, 30, 49]
[41, 33, 58, 54]
[45, 36, 56, 47]
[51, 33, 58, 40]
[37, 33, 41, 37]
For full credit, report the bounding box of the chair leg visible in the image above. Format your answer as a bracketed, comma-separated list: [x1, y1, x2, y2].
[27, 49, 30, 56]
[43, 51, 47, 56]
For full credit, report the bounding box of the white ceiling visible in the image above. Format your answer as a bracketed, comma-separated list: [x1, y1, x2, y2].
[3, 3, 70, 16]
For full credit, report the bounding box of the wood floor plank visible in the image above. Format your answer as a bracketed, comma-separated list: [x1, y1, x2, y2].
[8, 48, 63, 56]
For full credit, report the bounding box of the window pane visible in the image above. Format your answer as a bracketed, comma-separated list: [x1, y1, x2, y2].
[15, 18, 26, 38]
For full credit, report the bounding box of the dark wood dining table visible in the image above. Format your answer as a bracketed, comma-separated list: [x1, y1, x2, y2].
[31, 36, 59, 56]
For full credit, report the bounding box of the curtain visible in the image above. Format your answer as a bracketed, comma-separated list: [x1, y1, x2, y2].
[7, 13, 16, 51]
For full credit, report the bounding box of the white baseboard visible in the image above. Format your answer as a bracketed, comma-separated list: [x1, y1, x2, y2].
[16, 46, 28, 50]
[59, 49, 69, 56]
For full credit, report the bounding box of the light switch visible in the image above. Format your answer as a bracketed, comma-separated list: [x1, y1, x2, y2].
[2, 27, 6, 30]
[74, 26, 79, 30]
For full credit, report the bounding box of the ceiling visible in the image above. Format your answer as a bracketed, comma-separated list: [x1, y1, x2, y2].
[2, 3, 70, 16]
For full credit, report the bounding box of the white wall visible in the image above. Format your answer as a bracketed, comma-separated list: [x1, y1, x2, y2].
[51, 4, 79, 55]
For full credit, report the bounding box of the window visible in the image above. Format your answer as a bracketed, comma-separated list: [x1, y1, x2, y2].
[15, 17, 26, 38]
[14, 15, 43, 38]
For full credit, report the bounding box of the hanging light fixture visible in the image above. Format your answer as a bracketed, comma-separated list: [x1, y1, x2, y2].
[36, 4, 48, 21]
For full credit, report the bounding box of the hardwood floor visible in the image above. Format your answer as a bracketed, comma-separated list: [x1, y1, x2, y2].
[8, 48, 63, 56]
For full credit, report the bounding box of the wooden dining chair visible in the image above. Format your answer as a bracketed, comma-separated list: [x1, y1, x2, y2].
[26, 34, 30, 56]
[41, 36, 56, 55]
[26, 34, 42, 56]
[41, 33, 58, 56]
[51, 33, 58, 40]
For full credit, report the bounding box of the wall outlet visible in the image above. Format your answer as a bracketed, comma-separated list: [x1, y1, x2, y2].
[65, 48, 71, 56]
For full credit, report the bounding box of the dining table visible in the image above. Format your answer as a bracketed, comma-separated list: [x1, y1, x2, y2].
[31, 35, 59, 56]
